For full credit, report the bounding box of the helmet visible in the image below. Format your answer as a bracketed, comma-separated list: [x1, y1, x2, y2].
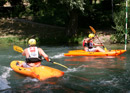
[88, 34, 95, 38]
[28, 39, 36, 45]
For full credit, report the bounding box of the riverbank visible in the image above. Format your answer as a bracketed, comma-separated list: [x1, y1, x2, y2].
[0, 18, 67, 45]
[0, 18, 113, 45]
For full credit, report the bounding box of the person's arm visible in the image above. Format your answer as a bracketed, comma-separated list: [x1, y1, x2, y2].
[38, 48, 50, 62]
[22, 49, 26, 56]
[86, 38, 89, 42]
[22, 48, 30, 58]
[93, 43, 104, 46]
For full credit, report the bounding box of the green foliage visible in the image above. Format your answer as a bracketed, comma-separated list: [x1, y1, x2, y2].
[60, 0, 85, 11]
[0, 37, 25, 45]
[112, 1, 130, 43]
[0, 0, 7, 6]
[0, 0, 128, 45]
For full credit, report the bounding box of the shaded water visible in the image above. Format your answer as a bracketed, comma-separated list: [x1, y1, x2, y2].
[0, 44, 130, 93]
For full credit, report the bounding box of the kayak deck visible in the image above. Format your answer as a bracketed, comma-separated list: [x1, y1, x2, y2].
[64, 50, 126, 56]
[10, 61, 64, 81]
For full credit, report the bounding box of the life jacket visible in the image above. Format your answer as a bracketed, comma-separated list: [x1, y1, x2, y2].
[26, 47, 42, 63]
[83, 40, 85, 47]
[87, 39, 93, 49]
[83, 39, 88, 47]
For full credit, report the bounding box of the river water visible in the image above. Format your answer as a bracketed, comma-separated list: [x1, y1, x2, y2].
[0, 44, 130, 93]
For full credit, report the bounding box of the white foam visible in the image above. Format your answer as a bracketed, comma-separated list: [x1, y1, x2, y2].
[0, 66, 12, 90]
[50, 53, 64, 59]
[22, 77, 38, 83]
[98, 77, 119, 87]
[1, 66, 12, 78]
[0, 55, 22, 59]
[65, 66, 85, 73]
[8, 55, 22, 59]
[65, 68, 78, 73]
[0, 78, 11, 90]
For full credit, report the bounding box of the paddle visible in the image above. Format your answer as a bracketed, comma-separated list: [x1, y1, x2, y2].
[13, 45, 68, 69]
[13, 45, 23, 53]
[89, 26, 107, 51]
[49, 61, 68, 69]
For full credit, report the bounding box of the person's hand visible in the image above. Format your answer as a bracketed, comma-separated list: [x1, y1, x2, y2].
[44, 57, 51, 62]
[49, 58, 51, 62]
[48, 59, 54, 63]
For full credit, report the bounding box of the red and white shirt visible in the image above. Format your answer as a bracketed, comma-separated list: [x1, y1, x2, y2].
[28, 47, 39, 58]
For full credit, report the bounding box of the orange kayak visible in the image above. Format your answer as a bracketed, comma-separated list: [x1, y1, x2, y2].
[10, 60, 64, 81]
[64, 50, 126, 56]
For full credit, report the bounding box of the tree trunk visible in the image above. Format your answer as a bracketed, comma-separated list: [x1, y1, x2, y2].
[94, 0, 97, 4]
[66, 9, 78, 37]
[89, 0, 92, 4]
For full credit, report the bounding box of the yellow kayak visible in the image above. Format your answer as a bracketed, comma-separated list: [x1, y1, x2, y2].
[64, 50, 126, 56]
[10, 60, 64, 81]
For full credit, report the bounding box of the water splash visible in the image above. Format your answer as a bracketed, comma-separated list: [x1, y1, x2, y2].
[65, 66, 85, 73]
[8, 55, 22, 59]
[0, 54, 22, 59]
[50, 53, 64, 59]
[0, 66, 12, 90]
[22, 77, 38, 83]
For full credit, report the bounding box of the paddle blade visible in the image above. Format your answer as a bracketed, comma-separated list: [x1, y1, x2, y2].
[89, 26, 96, 34]
[13, 45, 23, 53]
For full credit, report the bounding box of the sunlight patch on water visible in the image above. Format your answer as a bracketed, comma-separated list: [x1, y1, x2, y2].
[0, 66, 12, 90]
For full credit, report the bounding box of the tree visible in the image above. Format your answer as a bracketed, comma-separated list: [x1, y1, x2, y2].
[28, 0, 86, 37]
[0, 0, 8, 17]
[0, 0, 6, 6]
[60, 0, 85, 37]
[8, 0, 25, 17]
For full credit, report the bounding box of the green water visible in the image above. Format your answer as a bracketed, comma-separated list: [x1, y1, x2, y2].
[0, 44, 130, 93]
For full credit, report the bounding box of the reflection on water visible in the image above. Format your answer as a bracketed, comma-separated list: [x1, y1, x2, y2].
[65, 56, 126, 69]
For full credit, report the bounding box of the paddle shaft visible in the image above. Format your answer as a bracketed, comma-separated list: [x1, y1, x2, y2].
[95, 35, 105, 48]
[89, 26, 107, 50]
[48, 60, 68, 69]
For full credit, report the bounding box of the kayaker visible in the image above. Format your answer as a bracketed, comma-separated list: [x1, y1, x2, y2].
[21, 39, 50, 67]
[84, 33, 105, 52]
